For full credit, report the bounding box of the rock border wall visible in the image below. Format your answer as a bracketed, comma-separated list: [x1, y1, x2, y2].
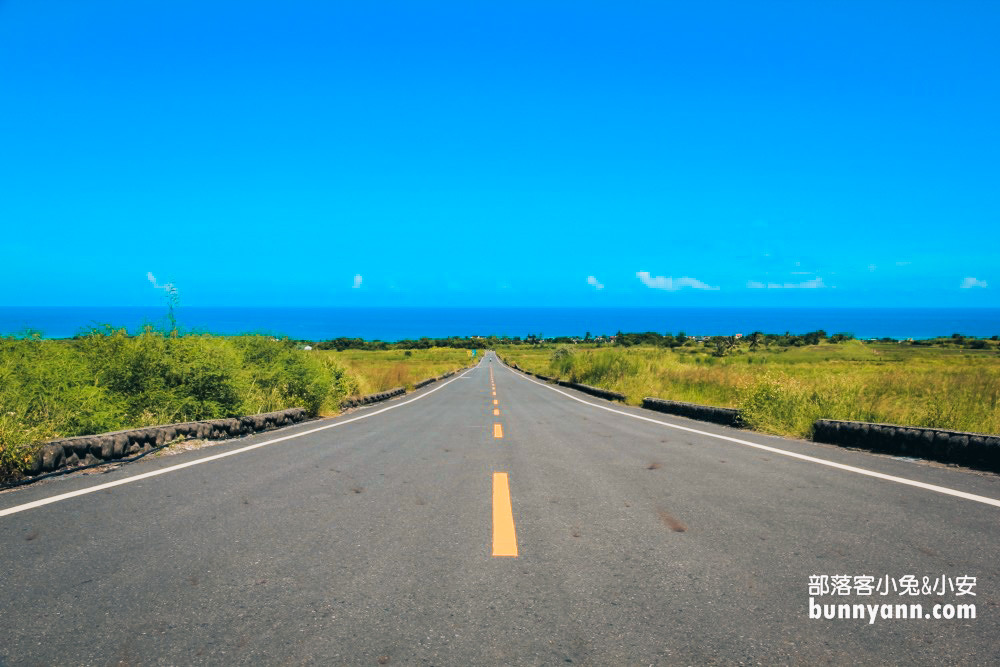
[555, 380, 625, 402]
[27, 408, 308, 477]
[413, 369, 458, 390]
[813, 419, 1000, 473]
[641, 397, 744, 427]
[339, 387, 406, 409]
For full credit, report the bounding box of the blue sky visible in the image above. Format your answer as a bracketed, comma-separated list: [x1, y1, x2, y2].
[1, 1, 997, 307]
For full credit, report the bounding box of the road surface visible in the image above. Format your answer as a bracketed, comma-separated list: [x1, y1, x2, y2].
[2, 352, 997, 664]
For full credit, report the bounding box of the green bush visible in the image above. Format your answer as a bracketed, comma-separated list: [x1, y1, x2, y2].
[550, 347, 575, 377]
[0, 328, 359, 476]
[737, 374, 812, 435]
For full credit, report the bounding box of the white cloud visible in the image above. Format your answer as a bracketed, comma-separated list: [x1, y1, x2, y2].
[147, 272, 176, 293]
[586, 275, 604, 290]
[636, 271, 719, 291]
[960, 276, 988, 289]
[352, 274, 363, 289]
[747, 277, 827, 289]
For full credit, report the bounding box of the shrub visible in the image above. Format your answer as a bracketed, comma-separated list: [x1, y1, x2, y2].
[737, 373, 813, 435]
[0, 328, 360, 477]
[550, 347, 575, 377]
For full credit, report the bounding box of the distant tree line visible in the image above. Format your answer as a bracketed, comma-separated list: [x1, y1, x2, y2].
[308, 330, 998, 352]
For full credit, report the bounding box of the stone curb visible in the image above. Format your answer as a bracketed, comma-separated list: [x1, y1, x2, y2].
[641, 397, 745, 427]
[812, 419, 1000, 473]
[25, 408, 308, 477]
[556, 380, 625, 402]
[339, 387, 406, 409]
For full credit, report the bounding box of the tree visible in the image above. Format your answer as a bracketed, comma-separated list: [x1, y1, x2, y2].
[710, 335, 738, 357]
[164, 284, 180, 332]
[802, 330, 826, 345]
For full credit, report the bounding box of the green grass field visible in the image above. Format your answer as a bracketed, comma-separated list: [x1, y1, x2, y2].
[0, 332, 476, 477]
[498, 341, 1000, 438]
[5, 328, 995, 478]
[310, 347, 476, 410]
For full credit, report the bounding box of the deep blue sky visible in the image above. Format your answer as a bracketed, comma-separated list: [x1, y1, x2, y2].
[2, 1, 997, 307]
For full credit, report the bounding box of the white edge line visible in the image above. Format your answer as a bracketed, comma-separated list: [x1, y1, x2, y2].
[502, 362, 1000, 509]
[0, 364, 481, 518]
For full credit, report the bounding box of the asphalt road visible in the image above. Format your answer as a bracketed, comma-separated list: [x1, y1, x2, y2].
[2, 351, 998, 665]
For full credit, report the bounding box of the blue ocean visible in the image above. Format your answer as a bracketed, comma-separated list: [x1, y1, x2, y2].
[1, 307, 998, 341]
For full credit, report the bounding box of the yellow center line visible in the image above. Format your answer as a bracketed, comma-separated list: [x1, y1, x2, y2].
[493, 399, 498, 405]
[493, 408, 500, 416]
[493, 423, 503, 438]
[492, 472, 518, 557]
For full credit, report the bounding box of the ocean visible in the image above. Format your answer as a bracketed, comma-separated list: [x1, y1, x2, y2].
[1, 307, 998, 341]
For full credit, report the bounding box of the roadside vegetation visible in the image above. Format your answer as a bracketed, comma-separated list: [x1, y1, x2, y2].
[4, 322, 996, 477]
[0, 326, 360, 476]
[498, 335, 1000, 439]
[0, 327, 474, 478]
[311, 347, 477, 399]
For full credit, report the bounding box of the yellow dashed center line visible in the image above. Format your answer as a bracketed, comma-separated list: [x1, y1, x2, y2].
[492, 472, 518, 557]
[493, 408, 500, 416]
[493, 399, 498, 405]
[493, 423, 503, 438]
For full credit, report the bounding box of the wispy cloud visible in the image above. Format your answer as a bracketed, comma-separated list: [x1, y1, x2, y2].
[586, 275, 604, 290]
[147, 272, 177, 294]
[747, 277, 826, 289]
[636, 271, 719, 291]
[960, 276, 988, 289]
[352, 274, 363, 289]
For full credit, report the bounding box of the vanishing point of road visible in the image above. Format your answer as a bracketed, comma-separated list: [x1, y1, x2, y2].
[2, 352, 997, 664]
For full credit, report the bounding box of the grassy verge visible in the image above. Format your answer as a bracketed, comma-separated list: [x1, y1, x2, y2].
[0, 328, 358, 476]
[497, 341, 1000, 438]
[311, 347, 477, 408]
[0, 330, 478, 477]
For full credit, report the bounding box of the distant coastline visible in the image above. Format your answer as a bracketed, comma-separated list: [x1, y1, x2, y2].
[2, 307, 998, 342]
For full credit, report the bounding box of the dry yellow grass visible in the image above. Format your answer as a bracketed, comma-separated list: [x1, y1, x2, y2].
[499, 342, 1000, 438]
[310, 346, 476, 411]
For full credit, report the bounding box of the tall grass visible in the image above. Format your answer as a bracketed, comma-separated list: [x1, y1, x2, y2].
[312, 347, 475, 399]
[0, 327, 357, 475]
[499, 342, 1000, 438]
